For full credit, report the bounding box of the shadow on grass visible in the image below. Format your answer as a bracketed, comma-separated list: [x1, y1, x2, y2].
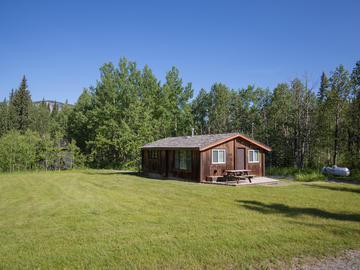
[82, 170, 198, 184]
[236, 200, 360, 222]
[307, 184, 360, 194]
[82, 170, 138, 176]
[137, 174, 200, 184]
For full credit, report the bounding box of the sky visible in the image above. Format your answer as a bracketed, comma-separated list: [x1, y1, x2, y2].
[0, 0, 359, 104]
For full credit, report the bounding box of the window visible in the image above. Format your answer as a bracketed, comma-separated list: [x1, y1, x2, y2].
[149, 150, 158, 160]
[212, 149, 226, 164]
[248, 150, 260, 163]
[174, 150, 192, 171]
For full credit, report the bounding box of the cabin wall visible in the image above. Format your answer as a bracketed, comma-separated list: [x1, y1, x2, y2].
[234, 138, 265, 178]
[142, 149, 160, 173]
[142, 137, 267, 183]
[141, 149, 200, 181]
[199, 138, 265, 181]
[200, 140, 235, 181]
[167, 150, 200, 181]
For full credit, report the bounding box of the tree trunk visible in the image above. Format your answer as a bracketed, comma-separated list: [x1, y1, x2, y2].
[300, 140, 306, 169]
[292, 141, 297, 168]
[333, 112, 339, 165]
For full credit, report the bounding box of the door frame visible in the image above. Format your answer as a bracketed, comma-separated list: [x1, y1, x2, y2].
[236, 147, 246, 170]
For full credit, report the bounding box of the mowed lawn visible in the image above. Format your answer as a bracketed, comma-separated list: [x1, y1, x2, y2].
[0, 171, 360, 269]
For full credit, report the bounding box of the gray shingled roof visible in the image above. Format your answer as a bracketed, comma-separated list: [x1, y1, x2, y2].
[141, 133, 270, 151]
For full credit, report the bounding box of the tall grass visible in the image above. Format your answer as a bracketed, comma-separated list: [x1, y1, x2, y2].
[266, 167, 326, 181]
[295, 172, 327, 182]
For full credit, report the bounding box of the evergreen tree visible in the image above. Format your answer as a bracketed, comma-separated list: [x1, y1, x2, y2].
[318, 72, 329, 102]
[267, 83, 293, 167]
[328, 65, 351, 165]
[7, 89, 17, 131]
[315, 72, 333, 166]
[51, 101, 58, 118]
[11, 75, 32, 132]
[345, 60, 360, 168]
[0, 99, 9, 137]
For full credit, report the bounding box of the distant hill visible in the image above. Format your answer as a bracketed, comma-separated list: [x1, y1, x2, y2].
[33, 100, 71, 112]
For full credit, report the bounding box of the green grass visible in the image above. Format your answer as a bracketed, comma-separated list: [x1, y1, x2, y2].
[294, 172, 327, 182]
[0, 170, 360, 269]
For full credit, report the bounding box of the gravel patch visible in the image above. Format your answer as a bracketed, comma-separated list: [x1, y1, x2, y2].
[293, 250, 360, 270]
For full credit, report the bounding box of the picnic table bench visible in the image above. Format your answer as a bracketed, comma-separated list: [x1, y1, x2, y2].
[224, 169, 255, 183]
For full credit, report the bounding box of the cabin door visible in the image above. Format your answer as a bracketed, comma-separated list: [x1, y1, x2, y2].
[236, 148, 246, 170]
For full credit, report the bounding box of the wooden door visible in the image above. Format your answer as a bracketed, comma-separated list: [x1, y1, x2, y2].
[236, 148, 246, 170]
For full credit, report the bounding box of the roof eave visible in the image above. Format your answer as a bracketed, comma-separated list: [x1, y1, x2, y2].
[140, 146, 200, 150]
[199, 134, 271, 152]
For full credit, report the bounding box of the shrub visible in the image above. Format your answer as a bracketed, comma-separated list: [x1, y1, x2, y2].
[295, 172, 326, 182]
[267, 167, 326, 181]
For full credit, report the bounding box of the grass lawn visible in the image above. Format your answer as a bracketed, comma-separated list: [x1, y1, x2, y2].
[0, 170, 360, 269]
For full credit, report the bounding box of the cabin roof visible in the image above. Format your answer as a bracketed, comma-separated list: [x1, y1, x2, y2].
[141, 133, 271, 152]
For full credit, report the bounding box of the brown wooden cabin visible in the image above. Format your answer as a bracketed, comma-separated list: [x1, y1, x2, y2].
[141, 133, 271, 182]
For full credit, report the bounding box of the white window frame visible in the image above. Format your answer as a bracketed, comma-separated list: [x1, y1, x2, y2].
[248, 150, 260, 163]
[212, 149, 226, 164]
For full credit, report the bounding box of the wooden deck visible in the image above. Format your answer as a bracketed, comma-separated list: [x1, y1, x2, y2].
[203, 177, 279, 186]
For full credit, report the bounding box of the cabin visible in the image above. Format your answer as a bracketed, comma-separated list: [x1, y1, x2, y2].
[141, 133, 271, 182]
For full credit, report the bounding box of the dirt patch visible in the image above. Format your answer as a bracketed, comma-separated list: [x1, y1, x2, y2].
[291, 250, 360, 270]
[261, 181, 299, 186]
[262, 180, 333, 187]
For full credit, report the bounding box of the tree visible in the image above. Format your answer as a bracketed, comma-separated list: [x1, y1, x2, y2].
[67, 89, 93, 152]
[191, 88, 210, 135]
[162, 67, 194, 136]
[328, 65, 351, 165]
[53, 101, 71, 138]
[51, 101, 58, 118]
[208, 83, 232, 133]
[0, 130, 40, 172]
[266, 83, 293, 167]
[318, 72, 329, 102]
[0, 99, 9, 137]
[29, 99, 51, 135]
[345, 60, 360, 168]
[11, 75, 32, 132]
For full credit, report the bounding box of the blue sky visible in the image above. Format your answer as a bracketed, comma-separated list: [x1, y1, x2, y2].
[0, 0, 359, 104]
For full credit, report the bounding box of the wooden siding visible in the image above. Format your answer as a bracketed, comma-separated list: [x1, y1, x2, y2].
[234, 137, 265, 179]
[200, 140, 235, 181]
[199, 137, 265, 181]
[141, 149, 200, 181]
[142, 137, 267, 182]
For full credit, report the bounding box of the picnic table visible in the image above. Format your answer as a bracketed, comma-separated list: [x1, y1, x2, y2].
[224, 169, 255, 183]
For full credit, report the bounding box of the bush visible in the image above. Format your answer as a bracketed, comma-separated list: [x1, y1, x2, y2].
[0, 130, 40, 172]
[295, 172, 326, 182]
[266, 167, 321, 177]
[266, 167, 326, 182]
[0, 130, 83, 172]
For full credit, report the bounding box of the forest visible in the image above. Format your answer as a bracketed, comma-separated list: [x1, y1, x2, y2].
[0, 57, 359, 172]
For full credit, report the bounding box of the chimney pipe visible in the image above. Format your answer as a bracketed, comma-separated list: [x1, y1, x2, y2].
[191, 128, 195, 137]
